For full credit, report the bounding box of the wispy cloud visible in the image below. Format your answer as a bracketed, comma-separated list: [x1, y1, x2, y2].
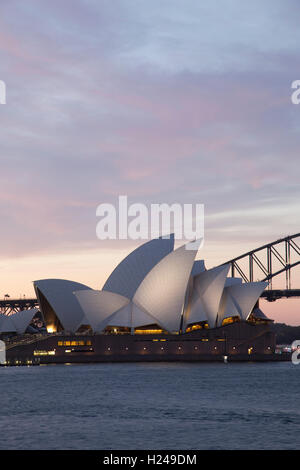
[0, 0, 299, 318]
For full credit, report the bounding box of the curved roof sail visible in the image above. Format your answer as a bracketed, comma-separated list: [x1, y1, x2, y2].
[102, 234, 175, 299]
[9, 308, 39, 334]
[133, 240, 201, 333]
[218, 281, 268, 325]
[185, 264, 229, 328]
[74, 290, 162, 332]
[74, 290, 130, 332]
[33, 279, 92, 333]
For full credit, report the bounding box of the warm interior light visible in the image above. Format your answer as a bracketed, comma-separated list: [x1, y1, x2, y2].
[222, 316, 240, 326]
[186, 322, 209, 332]
[47, 325, 56, 333]
[33, 350, 56, 356]
[135, 329, 164, 334]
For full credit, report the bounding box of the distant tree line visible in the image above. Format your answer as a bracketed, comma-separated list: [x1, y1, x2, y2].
[271, 323, 300, 345]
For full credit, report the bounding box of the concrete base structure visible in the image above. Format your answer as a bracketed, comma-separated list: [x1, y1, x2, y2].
[4, 321, 283, 365]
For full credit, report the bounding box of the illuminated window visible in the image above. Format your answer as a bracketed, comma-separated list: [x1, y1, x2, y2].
[47, 326, 56, 334]
[186, 322, 209, 332]
[135, 329, 164, 334]
[222, 316, 240, 326]
[33, 350, 56, 356]
[57, 340, 91, 347]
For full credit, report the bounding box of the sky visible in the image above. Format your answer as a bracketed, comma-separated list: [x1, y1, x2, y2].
[0, 0, 299, 324]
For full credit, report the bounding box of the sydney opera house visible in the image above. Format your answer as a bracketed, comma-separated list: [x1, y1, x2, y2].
[2, 235, 276, 364]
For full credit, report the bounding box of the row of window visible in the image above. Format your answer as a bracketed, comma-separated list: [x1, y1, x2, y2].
[33, 350, 56, 356]
[57, 341, 92, 346]
[57, 338, 226, 346]
[105, 345, 219, 352]
[33, 346, 260, 356]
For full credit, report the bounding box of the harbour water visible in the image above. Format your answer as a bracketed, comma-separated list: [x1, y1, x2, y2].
[0, 362, 299, 450]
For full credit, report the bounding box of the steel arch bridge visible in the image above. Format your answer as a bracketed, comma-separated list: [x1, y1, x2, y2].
[221, 233, 300, 301]
[0, 298, 39, 315]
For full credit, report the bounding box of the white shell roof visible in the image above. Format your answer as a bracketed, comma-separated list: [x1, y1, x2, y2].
[217, 281, 268, 325]
[99, 302, 159, 331]
[131, 303, 160, 328]
[102, 235, 175, 299]
[252, 307, 271, 320]
[74, 290, 160, 332]
[8, 308, 39, 334]
[29, 240, 268, 335]
[133, 240, 201, 332]
[74, 290, 130, 332]
[34, 279, 92, 333]
[185, 264, 230, 328]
